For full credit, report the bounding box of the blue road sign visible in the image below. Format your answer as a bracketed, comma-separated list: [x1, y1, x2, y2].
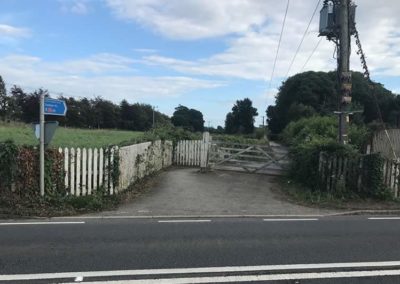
[44, 98, 67, 116]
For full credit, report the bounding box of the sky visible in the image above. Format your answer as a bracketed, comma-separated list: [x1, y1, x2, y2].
[0, 0, 400, 127]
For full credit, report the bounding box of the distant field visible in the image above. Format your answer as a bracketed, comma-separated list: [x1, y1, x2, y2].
[0, 123, 144, 148]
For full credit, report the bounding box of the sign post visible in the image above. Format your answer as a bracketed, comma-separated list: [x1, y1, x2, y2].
[39, 94, 45, 196]
[39, 97, 67, 196]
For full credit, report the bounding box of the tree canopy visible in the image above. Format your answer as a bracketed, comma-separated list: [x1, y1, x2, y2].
[0, 80, 171, 131]
[225, 98, 258, 134]
[267, 71, 400, 135]
[171, 105, 204, 132]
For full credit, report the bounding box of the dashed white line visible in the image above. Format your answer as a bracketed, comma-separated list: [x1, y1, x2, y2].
[158, 220, 211, 223]
[0, 221, 85, 226]
[368, 217, 400, 220]
[263, 218, 318, 222]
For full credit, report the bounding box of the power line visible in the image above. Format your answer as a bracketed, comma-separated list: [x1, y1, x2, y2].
[300, 37, 322, 71]
[285, 0, 322, 79]
[268, 0, 290, 90]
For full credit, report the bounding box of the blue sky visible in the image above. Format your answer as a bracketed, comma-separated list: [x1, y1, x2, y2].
[0, 0, 400, 127]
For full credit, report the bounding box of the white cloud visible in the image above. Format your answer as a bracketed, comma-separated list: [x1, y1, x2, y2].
[106, 0, 273, 40]
[46, 53, 136, 74]
[60, 0, 89, 15]
[0, 24, 30, 38]
[107, 0, 400, 86]
[133, 48, 157, 54]
[0, 54, 224, 102]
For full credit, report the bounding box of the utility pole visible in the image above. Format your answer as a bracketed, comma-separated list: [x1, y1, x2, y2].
[338, 0, 352, 144]
[320, 0, 355, 145]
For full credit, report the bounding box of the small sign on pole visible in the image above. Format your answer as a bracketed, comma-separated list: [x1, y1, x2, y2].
[44, 98, 68, 116]
[39, 97, 67, 196]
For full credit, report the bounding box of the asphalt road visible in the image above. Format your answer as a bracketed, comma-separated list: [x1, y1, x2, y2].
[1, 216, 400, 283]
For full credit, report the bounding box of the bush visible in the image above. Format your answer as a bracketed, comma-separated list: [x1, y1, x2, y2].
[211, 134, 267, 145]
[119, 125, 202, 146]
[0, 140, 18, 191]
[289, 140, 357, 190]
[146, 125, 201, 143]
[282, 116, 369, 150]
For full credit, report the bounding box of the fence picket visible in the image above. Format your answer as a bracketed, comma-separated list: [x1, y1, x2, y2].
[390, 161, 396, 190]
[99, 148, 104, 187]
[82, 148, 87, 196]
[104, 148, 109, 194]
[110, 147, 114, 195]
[76, 148, 81, 196]
[187, 140, 190, 165]
[63, 148, 69, 191]
[93, 148, 98, 191]
[88, 148, 93, 195]
[394, 162, 399, 198]
[190, 141, 194, 166]
[70, 148, 75, 195]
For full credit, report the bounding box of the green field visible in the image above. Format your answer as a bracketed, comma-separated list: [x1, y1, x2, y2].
[0, 123, 144, 148]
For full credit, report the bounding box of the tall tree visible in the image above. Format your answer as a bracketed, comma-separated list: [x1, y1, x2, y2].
[225, 98, 258, 134]
[171, 105, 204, 132]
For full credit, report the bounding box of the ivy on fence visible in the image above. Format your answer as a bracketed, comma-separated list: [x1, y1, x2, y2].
[0, 141, 65, 197]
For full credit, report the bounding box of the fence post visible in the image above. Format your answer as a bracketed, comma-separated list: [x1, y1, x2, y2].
[200, 132, 210, 171]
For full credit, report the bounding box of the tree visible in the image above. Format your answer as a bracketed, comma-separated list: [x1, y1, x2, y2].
[0, 76, 7, 121]
[8, 85, 25, 121]
[119, 99, 135, 130]
[171, 105, 204, 132]
[267, 71, 400, 135]
[225, 98, 258, 134]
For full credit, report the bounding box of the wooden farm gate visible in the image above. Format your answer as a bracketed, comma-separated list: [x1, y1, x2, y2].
[208, 140, 289, 176]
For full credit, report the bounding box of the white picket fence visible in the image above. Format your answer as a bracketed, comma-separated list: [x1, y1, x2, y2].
[173, 133, 211, 168]
[174, 140, 202, 166]
[59, 140, 173, 196]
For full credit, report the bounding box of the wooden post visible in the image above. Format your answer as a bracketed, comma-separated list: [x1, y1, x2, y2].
[200, 132, 210, 171]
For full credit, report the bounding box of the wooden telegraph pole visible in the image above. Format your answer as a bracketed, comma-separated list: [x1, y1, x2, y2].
[320, 0, 355, 144]
[338, 0, 352, 144]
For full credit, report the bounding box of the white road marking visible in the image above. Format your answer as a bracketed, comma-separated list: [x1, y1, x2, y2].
[54, 214, 324, 220]
[368, 217, 400, 220]
[263, 218, 318, 222]
[75, 276, 83, 282]
[0, 221, 85, 226]
[158, 220, 211, 223]
[62, 269, 400, 283]
[3, 261, 400, 281]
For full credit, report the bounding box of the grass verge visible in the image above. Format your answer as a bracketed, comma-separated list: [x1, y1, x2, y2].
[277, 176, 400, 211]
[0, 170, 162, 218]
